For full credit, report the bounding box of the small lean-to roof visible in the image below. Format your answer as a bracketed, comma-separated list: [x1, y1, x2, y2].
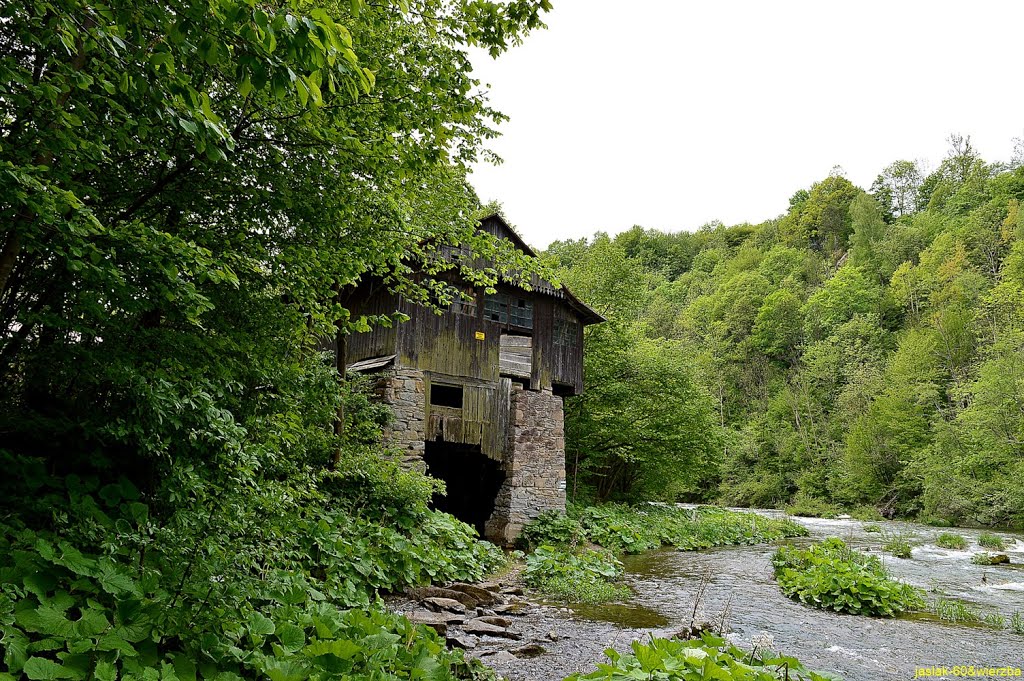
[477, 213, 605, 325]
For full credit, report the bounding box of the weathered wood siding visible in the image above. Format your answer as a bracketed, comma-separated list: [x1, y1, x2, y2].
[425, 375, 511, 460]
[499, 335, 532, 378]
[396, 294, 499, 382]
[341, 283, 400, 365]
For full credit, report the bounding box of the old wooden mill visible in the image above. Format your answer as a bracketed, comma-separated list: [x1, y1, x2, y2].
[339, 214, 603, 543]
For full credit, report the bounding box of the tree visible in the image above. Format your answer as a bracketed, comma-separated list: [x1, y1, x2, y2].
[872, 160, 923, 219]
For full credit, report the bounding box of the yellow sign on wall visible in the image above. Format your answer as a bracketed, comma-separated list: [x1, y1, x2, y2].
[474, 331, 486, 341]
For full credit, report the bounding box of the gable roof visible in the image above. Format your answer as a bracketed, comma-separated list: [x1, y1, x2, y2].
[478, 213, 605, 325]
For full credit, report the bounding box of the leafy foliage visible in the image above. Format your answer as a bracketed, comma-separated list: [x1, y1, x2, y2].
[523, 546, 630, 605]
[772, 539, 925, 617]
[522, 505, 807, 555]
[553, 139, 1024, 527]
[565, 634, 832, 681]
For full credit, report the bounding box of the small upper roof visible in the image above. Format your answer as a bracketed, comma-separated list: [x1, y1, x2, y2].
[477, 213, 605, 325]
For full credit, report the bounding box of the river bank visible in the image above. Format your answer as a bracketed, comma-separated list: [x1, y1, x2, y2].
[397, 511, 1024, 681]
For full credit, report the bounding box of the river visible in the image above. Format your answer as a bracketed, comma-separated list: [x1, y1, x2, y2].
[500, 512, 1024, 680]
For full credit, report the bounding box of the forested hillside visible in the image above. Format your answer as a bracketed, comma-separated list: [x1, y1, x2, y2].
[553, 137, 1024, 527]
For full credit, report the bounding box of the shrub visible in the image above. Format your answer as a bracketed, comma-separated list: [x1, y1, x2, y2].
[524, 545, 631, 604]
[565, 503, 807, 554]
[772, 538, 924, 616]
[850, 506, 885, 521]
[565, 633, 830, 681]
[978, 532, 1006, 550]
[784, 493, 840, 519]
[935, 532, 968, 550]
[518, 510, 585, 550]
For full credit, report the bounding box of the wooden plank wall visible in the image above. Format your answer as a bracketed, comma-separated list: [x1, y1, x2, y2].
[342, 284, 400, 365]
[424, 375, 511, 460]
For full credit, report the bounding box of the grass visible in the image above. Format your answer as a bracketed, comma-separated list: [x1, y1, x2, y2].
[1012, 612, 1024, 635]
[978, 532, 1007, 550]
[863, 523, 883, 533]
[935, 532, 968, 550]
[928, 597, 1006, 629]
[971, 552, 1009, 565]
[882, 532, 917, 558]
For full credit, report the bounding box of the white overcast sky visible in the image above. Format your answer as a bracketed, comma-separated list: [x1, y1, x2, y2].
[466, 0, 1024, 249]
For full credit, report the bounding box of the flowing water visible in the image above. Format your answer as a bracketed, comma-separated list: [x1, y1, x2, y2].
[571, 513, 1024, 679]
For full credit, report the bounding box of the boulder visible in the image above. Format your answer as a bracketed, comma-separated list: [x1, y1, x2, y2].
[512, 643, 546, 659]
[463, 618, 521, 639]
[423, 597, 467, 614]
[447, 583, 501, 606]
[473, 615, 513, 628]
[409, 586, 480, 608]
[479, 651, 517, 664]
[407, 612, 450, 636]
[446, 635, 478, 650]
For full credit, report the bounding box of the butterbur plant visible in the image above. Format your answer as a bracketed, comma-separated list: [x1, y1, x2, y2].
[565, 634, 831, 681]
[524, 545, 630, 604]
[772, 539, 924, 617]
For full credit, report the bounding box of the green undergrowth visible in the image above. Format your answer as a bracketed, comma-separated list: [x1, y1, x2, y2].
[783, 493, 841, 519]
[519, 504, 805, 605]
[524, 546, 631, 604]
[521, 503, 808, 555]
[772, 539, 924, 617]
[565, 634, 833, 681]
[0, 445, 505, 681]
[881, 532, 918, 559]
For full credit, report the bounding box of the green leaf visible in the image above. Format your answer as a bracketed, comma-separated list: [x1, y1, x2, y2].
[23, 658, 72, 681]
[93, 661, 117, 681]
[277, 624, 305, 653]
[246, 612, 275, 637]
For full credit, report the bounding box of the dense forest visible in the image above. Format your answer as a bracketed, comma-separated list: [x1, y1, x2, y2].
[0, 1, 554, 679]
[554, 136, 1024, 528]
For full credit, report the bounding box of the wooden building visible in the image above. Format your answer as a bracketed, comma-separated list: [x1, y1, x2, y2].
[342, 214, 603, 543]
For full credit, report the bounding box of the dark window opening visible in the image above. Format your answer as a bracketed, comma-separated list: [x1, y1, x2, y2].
[424, 442, 506, 537]
[484, 293, 533, 329]
[430, 384, 464, 408]
[554, 317, 578, 346]
[552, 382, 575, 397]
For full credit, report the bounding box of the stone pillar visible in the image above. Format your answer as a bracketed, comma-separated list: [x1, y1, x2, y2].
[374, 367, 427, 471]
[485, 385, 567, 544]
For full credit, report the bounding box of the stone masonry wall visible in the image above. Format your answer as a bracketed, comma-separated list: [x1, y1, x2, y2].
[373, 367, 427, 471]
[484, 385, 567, 544]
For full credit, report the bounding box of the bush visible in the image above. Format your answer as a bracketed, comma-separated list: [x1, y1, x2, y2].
[548, 504, 807, 555]
[784, 493, 841, 519]
[863, 523, 883, 533]
[772, 538, 924, 617]
[517, 510, 585, 550]
[935, 532, 968, 550]
[524, 545, 631, 604]
[850, 506, 885, 521]
[565, 634, 831, 681]
[978, 532, 1007, 550]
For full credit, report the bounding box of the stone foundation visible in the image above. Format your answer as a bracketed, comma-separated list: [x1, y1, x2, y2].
[484, 385, 567, 544]
[372, 369, 566, 543]
[373, 367, 427, 471]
